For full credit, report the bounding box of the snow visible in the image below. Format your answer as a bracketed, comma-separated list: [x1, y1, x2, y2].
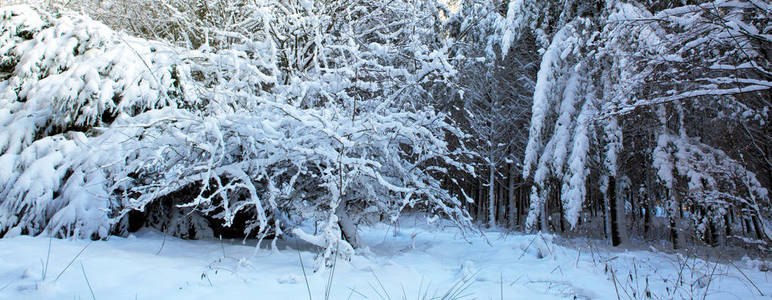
[562, 99, 595, 229]
[0, 217, 769, 299]
[522, 21, 579, 180]
[0, 1, 769, 298]
[0, 4, 474, 262]
[499, 0, 525, 57]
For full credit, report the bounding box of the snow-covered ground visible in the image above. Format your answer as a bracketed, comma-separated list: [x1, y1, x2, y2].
[0, 217, 769, 299]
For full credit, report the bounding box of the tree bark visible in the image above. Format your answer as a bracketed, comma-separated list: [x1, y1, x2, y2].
[335, 200, 360, 249]
[517, 184, 524, 228]
[497, 176, 506, 225]
[643, 193, 651, 239]
[667, 189, 680, 250]
[670, 217, 679, 250]
[476, 181, 484, 222]
[608, 177, 622, 246]
[557, 180, 565, 233]
[752, 215, 767, 241]
[508, 165, 517, 228]
[708, 214, 718, 247]
[488, 164, 496, 228]
[540, 188, 550, 233]
[602, 199, 608, 239]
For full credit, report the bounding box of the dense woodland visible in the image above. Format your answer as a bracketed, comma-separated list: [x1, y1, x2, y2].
[0, 0, 769, 266]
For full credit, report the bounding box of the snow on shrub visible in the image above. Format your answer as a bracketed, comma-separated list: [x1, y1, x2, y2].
[0, 4, 474, 267]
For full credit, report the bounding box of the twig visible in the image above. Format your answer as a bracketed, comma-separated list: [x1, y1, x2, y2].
[80, 263, 96, 300]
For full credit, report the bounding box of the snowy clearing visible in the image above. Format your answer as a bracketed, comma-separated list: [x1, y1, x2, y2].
[0, 217, 769, 300]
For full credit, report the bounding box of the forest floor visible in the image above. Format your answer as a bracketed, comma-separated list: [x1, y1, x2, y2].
[0, 216, 769, 299]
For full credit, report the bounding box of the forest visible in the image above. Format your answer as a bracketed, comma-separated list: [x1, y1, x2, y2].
[0, 0, 770, 298]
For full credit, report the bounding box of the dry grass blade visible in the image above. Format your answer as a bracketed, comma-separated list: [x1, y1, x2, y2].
[55, 241, 92, 282]
[81, 262, 96, 300]
[499, 273, 504, 300]
[295, 240, 313, 300]
[371, 270, 391, 300]
[0, 280, 12, 293]
[155, 230, 167, 256]
[728, 261, 764, 296]
[440, 271, 478, 300]
[325, 242, 340, 300]
[518, 235, 538, 260]
[43, 236, 52, 280]
[347, 287, 368, 299]
[609, 265, 621, 300]
[368, 281, 386, 300]
[701, 260, 720, 300]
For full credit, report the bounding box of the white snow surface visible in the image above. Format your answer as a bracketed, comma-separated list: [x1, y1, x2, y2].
[0, 216, 769, 300]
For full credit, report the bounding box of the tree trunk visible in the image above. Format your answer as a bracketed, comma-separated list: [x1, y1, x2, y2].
[601, 189, 608, 239]
[744, 216, 753, 236]
[667, 189, 680, 250]
[608, 177, 622, 246]
[557, 180, 565, 233]
[498, 176, 506, 225]
[540, 189, 550, 233]
[643, 194, 651, 239]
[488, 164, 496, 228]
[476, 182, 484, 222]
[517, 185, 523, 228]
[670, 217, 679, 250]
[335, 200, 360, 249]
[508, 165, 517, 228]
[629, 189, 636, 228]
[752, 215, 767, 241]
[708, 215, 718, 247]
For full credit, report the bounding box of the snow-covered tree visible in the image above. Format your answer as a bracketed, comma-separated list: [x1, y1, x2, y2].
[445, 0, 535, 228]
[517, 16, 600, 232]
[502, 0, 770, 247]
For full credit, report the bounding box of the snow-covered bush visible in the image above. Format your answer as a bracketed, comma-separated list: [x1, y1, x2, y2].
[0, 5, 179, 238]
[83, 101, 472, 266]
[0, 3, 474, 267]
